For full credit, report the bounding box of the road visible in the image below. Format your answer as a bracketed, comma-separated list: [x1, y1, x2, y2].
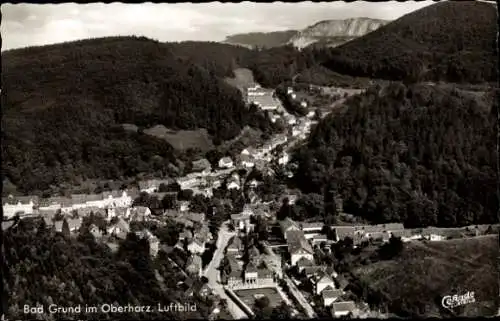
[203, 221, 248, 319]
[262, 244, 317, 318]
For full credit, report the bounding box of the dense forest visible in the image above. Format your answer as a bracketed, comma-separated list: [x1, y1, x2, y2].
[321, 1, 498, 83]
[1, 37, 282, 194]
[292, 83, 498, 227]
[3, 217, 218, 320]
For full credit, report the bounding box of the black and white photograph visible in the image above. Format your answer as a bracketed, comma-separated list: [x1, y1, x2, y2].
[1, 1, 499, 320]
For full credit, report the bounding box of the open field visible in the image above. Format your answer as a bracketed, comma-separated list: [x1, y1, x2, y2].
[224, 68, 256, 94]
[234, 287, 285, 309]
[353, 235, 499, 318]
[143, 125, 214, 151]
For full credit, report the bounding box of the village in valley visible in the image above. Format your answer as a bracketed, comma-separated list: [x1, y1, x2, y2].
[2, 81, 498, 320]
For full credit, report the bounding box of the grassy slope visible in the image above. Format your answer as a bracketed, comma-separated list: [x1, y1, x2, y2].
[353, 236, 499, 317]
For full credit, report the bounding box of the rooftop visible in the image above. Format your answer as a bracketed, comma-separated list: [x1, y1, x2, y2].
[331, 301, 356, 313]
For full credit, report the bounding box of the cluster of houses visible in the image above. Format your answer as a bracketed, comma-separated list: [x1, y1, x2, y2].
[2, 190, 137, 219]
[224, 236, 280, 290]
[163, 210, 213, 277]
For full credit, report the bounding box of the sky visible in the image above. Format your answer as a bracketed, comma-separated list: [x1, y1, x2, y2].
[1, 1, 436, 51]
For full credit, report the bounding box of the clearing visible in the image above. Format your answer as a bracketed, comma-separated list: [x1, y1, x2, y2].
[224, 68, 257, 94]
[143, 125, 214, 151]
[353, 235, 499, 318]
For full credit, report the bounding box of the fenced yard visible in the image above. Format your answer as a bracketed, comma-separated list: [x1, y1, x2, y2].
[234, 287, 285, 308]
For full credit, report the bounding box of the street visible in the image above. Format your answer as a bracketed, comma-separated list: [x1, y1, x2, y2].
[262, 243, 317, 318]
[203, 221, 248, 319]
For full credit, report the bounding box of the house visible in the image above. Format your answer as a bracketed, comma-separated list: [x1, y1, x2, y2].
[312, 234, 328, 245]
[227, 178, 240, 190]
[303, 265, 327, 278]
[218, 157, 234, 169]
[280, 218, 300, 239]
[138, 179, 173, 193]
[107, 218, 130, 240]
[186, 254, 203, 277]
[390, 229, 417, 242]
[2, 195, 40, 218]
[331, 301, 357, 318]
[187, 238, 205, 254]
[312, 271, 336, 295]
[177, 176, 199, 190]
[300, 101, 308, 108]
[287, 87, 294, 94]
[422, 228, 445, 241]
[290, 93, 297, 99]
[227, 236, 244, 257]
[192, 158, 212, 175]
[227, 259, 243, 287]
[322, 287, 344, 307]
[239, 154, 255, 168]
[287, 230, 314, 266]
[244, 262, 259, 285]
[178, 201, 190, 212]
[296, 257, 314, 272]
[231, 213, 251, 232]
[129, 206, 152, 221]
[278, 152, 290, 165]
[241, 147, 258, 157]
[333, 226, 356, 242]
[307, 110, 316, 118]
[195, 224, 213, 243]
[136, 229, 160, 257]
[301, 222, 324, 239]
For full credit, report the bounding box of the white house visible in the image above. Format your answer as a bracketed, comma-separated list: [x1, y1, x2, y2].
[322, 287, 344, 307]
[187, 238, 205, 254]
[218, 157, 234, 169]
[307, 110, 316, 118]
[177, 176, 199, 190]
[313, 272, 336, 295]
[231, 213, 252, 232]
[290, 93, 297, 99]
[287, 87, 294, 94]
[287, 230, 314, 266]
[331, 301, 357, 318]
[107, 218, 130, 239]
[301, 222, 324, 233]
[240, 154, 255, 168]
[2, 200, 35, 218]
[227, 177, 241, 190]
[278, 153, 290, 165]
[300, 101, 308, 107]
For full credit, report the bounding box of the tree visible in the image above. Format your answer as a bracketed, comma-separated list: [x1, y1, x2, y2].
[178, 189, 194, 201]
[61, 219, 70, 237]
[161, 194, 176, 210]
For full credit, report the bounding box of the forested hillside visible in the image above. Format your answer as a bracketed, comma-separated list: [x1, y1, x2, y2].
[322, 1, 497, 83]
[3, 218, 214, 320]
[292, 83, 498, 227]
[1, 37, 278, 194]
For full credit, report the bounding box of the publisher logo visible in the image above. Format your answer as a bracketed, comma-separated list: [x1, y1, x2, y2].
[441, 291, 475, 309]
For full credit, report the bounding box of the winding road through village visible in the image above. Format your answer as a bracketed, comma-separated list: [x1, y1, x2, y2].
[202, 221, 248, 319]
